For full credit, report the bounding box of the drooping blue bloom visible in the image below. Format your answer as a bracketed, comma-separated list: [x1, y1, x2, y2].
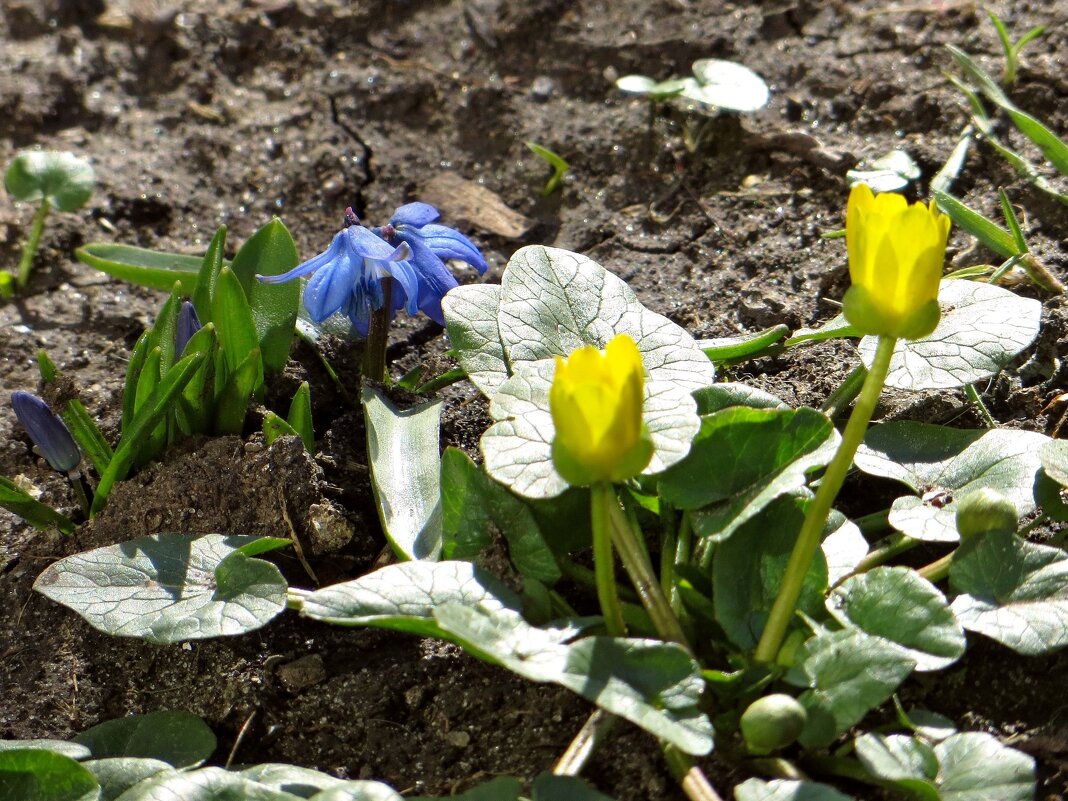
[176, 301, 202, 357]
[258, 204, 486, 336]
[11, 391, 81, 473]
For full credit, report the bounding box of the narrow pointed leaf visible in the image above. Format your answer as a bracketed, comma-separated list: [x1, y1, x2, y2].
[75, 244, 208, 292]
[191, 226, 227, 323]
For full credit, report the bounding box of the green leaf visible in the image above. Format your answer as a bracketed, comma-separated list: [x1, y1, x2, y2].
[786, 629, 915, 748]
[212, 266, 262, 380]
[239, 765, 404, 800]
[525, 142, 570, 195]
[442, 285, 509, 397]
[0, 477, 76, 534]
[854, 733, 939, 800]
[83, 758, 172, 801]
[949, 529, 1068, 655]
[858, 280, 1041, 390]
[300, 560, 519, 639]
[932, 191, 1019, 259]
[821, 511, 868, 586]
[92, 349, 208, 514]
[697, 324, 789, 364]
[122, 331, 151, 433]
[934, 732, 1034, 801]
[440, 448, 560, 583]
[531, 773, 617, 801]
[33, 533, 288, 644]
[412, 777, 523, 801]
[691, 383, 788, 416]
[734, 779, 855, 801]
[855, 422, 1047, 542]
[73, 711, 215, 768]
[0, 742, 88, 759]
[228, 218, 299, 375]
[174, 323, 217, 437]
[686, 58, 769, 112]
[829, 567, 965, 671]
[449, 245, 715, 500]
[0, 749, 98, 801]
[434, 604, 714, 754]
[5, 151, 95, 211]
[104, 767, 302, 800]
[287, 381, 314, 453]
[263, 412, 300, 446]
[191, 226, 227, 322]
[214, 347, 261, 435]
[76, 243, 210, 292]
[713, 496, 828, 650]
[660, 407, 838, 541]
[785, 313, 861, 346]
[363, 386, 443, 561]
[1039, 439, 1068, 487]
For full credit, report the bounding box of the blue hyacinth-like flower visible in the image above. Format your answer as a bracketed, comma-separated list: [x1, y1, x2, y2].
[259, 203, 487, 335]
[11, 391, 81, 473]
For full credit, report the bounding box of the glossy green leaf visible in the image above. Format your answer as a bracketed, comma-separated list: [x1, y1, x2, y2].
[949, 529, 1068, 655]
[83, 758, 172, 801]
[734, 779, 855, 801]
[829, 567, 965, 671]
[440, 448, 560, 583]
[212, 266, 262, 379]
[713, 496, 828, 650]
[263, 412, 300, 446]
[363, 386, 443, 561]
[785, 629, 915, 748]
[413, 777, 522, 801]
[661, 407, 838, 541]
[0, 749, 98, 801]
[1039, 439, 1068, 487]
[858, 281, 1041, 390]
[214, 347, 261, 435]
[174, 323, 217, 437]
[855, 422, 1047, 542]
[106, 767, 300, 801]
[34, 533, 288, 644]
[74, 712, 215, 768]
[932, 191, 1018, 259]
[76, 244, 208, 292]
[0, 476, 76, 534]
[934, 732, 1034, 801]
[0, 742, 88, 760]
[5, 151, 94, 211]
[286, 382, 314, 454]
[122, 331, 151, 433]
[854, 734, 938, 800]
[191, 226, 227, 322]
[228, 218, 299, 375]
[300, 560, 519, 639]
[92, 349, 207, 514]
[434, 604, 714, 754]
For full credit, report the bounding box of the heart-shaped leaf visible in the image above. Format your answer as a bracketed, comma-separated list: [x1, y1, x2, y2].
[74, 711, 215, 768]
[934, 732, 1034, 801]
[734, 779, 855, 801]
[84, 758, 173, 801]
[854, 734, 938, 800]
[858, 281, 1041, 390]
[5, 151, 95, 211]
[0, 749, 98, 801]
[854, 422, 1047, 542]
[34, 534, 288, 644]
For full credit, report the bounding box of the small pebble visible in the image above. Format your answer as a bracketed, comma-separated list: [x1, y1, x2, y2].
[275, 654, 326, 693]
[445, 730, 470, 748]
[531, 75, 554, 102]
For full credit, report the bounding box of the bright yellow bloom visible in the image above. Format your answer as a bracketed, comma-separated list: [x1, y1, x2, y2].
[843, 183, 951, 340]
[550, 334, 653, 486]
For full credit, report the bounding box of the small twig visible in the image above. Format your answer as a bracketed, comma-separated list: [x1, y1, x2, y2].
[553, 709, 618, 776]
[225, 710, 257, 769]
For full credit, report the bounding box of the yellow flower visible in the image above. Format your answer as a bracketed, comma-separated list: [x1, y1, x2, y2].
[843, 183, 951, 340]
[550, 334, 653, 486]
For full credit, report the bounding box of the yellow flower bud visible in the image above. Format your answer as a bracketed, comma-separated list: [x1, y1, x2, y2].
[549, 334, 654, 486]
[843, 183, 951, 340]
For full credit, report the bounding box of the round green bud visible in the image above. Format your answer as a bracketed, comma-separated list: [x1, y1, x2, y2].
[954, 488, 1017, 540]
[740, 694, 807, 754]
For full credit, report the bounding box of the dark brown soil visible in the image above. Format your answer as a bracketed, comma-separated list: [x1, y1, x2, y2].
[2, 1, 1068, 798]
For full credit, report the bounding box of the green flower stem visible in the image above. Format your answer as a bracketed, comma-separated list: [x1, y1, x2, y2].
[754, 335, 897, 664]
[833, 531, 918, 587]
[854, 508, 892, 535]
[671, 511, 694, 616]
[663, 746, 726, 801]
[964, 383, 997, 428]
[553, 709, 617, 776]
[361, 278, 392, 382]
[557, 558, 639, 604]
[16, 198, 51, 288]
[917, 551, 954, 583]
[591, 482, 627, 637]
[605, 486, 690, 648]
[820, 363, 868, 419]
[68, 470, 91, 519]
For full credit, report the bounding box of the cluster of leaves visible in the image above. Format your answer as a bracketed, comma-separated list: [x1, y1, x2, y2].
[22, 242, 1066, 799]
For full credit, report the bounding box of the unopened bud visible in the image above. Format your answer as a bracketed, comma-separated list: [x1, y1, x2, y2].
[11, 391, 81, 473]
[955, 488, 1018, 540]
[740, 694, 807, 754]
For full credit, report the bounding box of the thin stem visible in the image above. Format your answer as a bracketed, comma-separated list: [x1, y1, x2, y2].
[917, 551, 954, 583]
[605, 487, 690, 648]
[964, 383, 997, 428]
[286, 587, 311, 610]
[361, 278, 393, 382]
[854, 508, 891, 535]
[16, 199, 51, 288]
[755, 336, 897, 663]
[672, 511, 694, 616]
[67, 470, 91, 519]
[821, 363, 868, 419]
[660, 502, 677, 606]
[835, 532, 918, 586]
[557, 558, 639, 604]
[553, 710, 617, 776]
[591, 483, 626, 636]
[748, 757, 807, 781]
[663, 746, 726, 801]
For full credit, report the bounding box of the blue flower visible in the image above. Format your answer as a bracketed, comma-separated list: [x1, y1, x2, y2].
[259, 204, 486, 336]
[12, 391, 81, 473]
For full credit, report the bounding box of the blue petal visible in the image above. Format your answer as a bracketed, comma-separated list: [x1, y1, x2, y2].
[303, 251, 359, 322]
[12, 391, 81, 473]
[390, 202, 440, 228]
[258, 231, 345, 284]
[416, 224, 488, 274]
[404, 237, 459, 326]
[344, 224, 401, 260]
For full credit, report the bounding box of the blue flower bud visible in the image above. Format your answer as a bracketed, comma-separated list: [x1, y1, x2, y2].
[176, 301, 202, 356]
[11, 391, 81, 473]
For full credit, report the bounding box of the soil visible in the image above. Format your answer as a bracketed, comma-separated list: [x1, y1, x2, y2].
[2, 0, 1068, 798]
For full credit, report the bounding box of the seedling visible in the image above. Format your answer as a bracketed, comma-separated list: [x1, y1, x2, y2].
[3, 150, 95, 293]
[526, 141, 570, 195]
